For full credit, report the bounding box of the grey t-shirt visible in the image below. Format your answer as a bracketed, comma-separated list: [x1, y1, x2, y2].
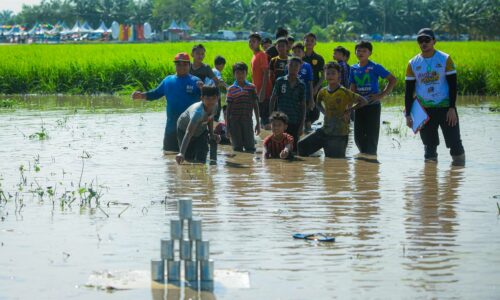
[190, 64, 216, 83]
[177, 102, 217, 137]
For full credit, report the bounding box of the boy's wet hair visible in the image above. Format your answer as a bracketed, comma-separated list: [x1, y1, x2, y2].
[262, 37, 272, 45]
[201, 85, 219, 97]
[275, 27, 288, 39]
[355, 41, 373, 52]
[192, 44, 205, 53]
[232, 62, 248, 73]
[269, 111, 289, 124]
[324, 61, 341, 72]
[292, 42, 305, 51]
[334, 46, 349, 57]
[248, 32, 261, 41]
[288, 56, 302, 64]
[303, 32, 317, 40]
[214, 55, 226, 66]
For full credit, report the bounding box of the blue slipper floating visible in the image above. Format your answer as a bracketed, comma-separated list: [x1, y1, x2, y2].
[293, 233, 335, 242]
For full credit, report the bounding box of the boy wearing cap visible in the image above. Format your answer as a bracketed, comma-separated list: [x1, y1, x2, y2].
[405, 28, 465, 165]
[132, 52, 202, 152]
[270, 56, 306, 151]
[249, 32, 272, 127]
[176, 86, 220, 164]
[303, 32, 325, 132]
[350, 41, 397, 155]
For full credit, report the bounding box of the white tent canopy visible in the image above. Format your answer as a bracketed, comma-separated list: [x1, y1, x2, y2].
[93, 21, 110, 33]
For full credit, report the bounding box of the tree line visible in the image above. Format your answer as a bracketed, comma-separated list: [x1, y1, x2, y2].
[1, 0, 498, 40]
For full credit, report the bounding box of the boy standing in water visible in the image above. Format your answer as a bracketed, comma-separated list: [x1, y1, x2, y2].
[176, 86, 220, 164]
[263, 111, 294, 159]
[132, 52, 202, 152]
[249, 32, 272, 128]
[303, 33, 325, 132]
[350, 41, 397, 155]
[226, 62, 261, 152]
[298, 62, 367, 158]
[270, 56, 306, 151]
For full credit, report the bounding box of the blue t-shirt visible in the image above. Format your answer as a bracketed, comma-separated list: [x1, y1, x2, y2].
[349, 60, 390, 98]
[145, 74, 201, 133]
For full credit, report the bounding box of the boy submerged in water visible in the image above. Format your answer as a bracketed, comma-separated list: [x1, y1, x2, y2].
[176, 86, 221, 164]
[263, 111, 294, 159]
[298, 62, 367, 158]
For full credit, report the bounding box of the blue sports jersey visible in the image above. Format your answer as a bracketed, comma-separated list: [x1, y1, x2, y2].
[349, 60, 390, 97]
[145, 74, 201, 133]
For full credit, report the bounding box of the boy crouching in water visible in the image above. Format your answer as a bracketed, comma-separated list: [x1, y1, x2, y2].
[298, 62, 367, 158]
[263, 111, 294, 159]
[176, 86, 221, 164]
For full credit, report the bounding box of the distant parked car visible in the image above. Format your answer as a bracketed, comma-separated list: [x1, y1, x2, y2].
[371, 34, 383, 41]
[383, 34, 395, 42]
[217, 30, 236, 40]
[360, 33, 372, 41]
[235, 31, 250, 40]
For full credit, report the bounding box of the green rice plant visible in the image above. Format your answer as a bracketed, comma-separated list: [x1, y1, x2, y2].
[0, 42, 498, 95]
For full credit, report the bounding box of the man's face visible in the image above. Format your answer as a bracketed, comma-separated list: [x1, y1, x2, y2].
[288, 60, 301, 76]
[277, 42, 288, 56]
[192, 49, 205, 62]
[249, 37, 260, 51]
[304, 36, 316, 50]
[292, 48, 305, 58]
[355, 47, 371, 61]
[417, 36, 435, 52]
[175, 61, 190, 75]
[202, 95, 218, 112]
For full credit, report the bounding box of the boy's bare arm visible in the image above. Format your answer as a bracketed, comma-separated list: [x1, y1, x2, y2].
[177, 121, 197, 163]
[352, 92, 368, 110]
[314, 70, 324, 94]
[253, 96, 261, 135]
[269, 95, 276, 114]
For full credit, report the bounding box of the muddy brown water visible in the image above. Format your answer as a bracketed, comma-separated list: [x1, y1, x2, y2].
[0, 96, 499, 299]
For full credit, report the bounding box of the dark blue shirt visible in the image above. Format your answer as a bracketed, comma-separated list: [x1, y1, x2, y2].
[146, 74, 201, 133]
[349, 60, 390, 97]
[271, 76, 306, 124]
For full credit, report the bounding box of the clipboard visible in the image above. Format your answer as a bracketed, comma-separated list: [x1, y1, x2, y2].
[409, 98, 430, 133]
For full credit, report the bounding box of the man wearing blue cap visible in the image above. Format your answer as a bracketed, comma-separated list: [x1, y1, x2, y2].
[405, 28, 465, 165]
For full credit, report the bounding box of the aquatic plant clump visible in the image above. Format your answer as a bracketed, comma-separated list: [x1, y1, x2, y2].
[0, 42, 498, 95]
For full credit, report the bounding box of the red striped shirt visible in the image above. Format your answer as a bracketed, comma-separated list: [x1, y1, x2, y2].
[263, 133, 294, 158]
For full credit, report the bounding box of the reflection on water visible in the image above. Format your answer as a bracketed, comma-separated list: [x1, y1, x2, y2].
[403, 163, 463, 292]
[0, 103, 499, 299]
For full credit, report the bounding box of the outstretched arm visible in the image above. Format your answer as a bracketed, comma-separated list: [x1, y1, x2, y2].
[176, 121, 197, 164]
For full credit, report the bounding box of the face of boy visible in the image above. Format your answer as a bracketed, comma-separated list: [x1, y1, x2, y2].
[192, 49, 205, 62]
[277, 42, 288, 56]
[325, 68, 340, 85]
[304, 36, 316, 50]
[175, 61, 190, 76]
[202, 95, 218, 112]
[333, 50, 343, 61]
[292, 48, 304, 58]
[288, 61, 301, 76]
[249, 38, 260, 51]
[234, 69, 246, 82]
[262, 42, 271, 50]
[271, 119, 287, 135]
[355, 47, 371, 61]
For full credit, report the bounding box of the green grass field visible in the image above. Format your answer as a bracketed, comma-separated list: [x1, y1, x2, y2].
[0, 41, 499, 95]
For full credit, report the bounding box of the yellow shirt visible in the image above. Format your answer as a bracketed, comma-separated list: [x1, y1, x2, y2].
[317, 86, 358, 136]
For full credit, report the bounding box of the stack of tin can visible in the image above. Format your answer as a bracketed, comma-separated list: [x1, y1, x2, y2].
[151, 199, 214, 291]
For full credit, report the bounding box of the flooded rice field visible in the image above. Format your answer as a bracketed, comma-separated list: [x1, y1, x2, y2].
[1, 96, 499, 299]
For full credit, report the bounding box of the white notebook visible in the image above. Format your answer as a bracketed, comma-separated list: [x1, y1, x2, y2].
[410, 99, 430, 133]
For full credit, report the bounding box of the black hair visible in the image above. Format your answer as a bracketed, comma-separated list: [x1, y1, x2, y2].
[214, 55, 226, 66]
[275, 27, 288, 39]
[232, 62, 248, 73]
[324, 61, 341, 72]
[345, 49, 351, 60]
[334, 46, 349, 57]
[201, 85, 219, 97]
[292, 42, 304, 51]
[276, 37, 288, 45]
[248, 32, 262, 41]
[303, 32, 317, 40]
[355, 40, 372, 52]
[261, 37, 272, 44]
[287, 36, 295, 44]
[269, 111, 289, 124]
[192, 44, 206, 53]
